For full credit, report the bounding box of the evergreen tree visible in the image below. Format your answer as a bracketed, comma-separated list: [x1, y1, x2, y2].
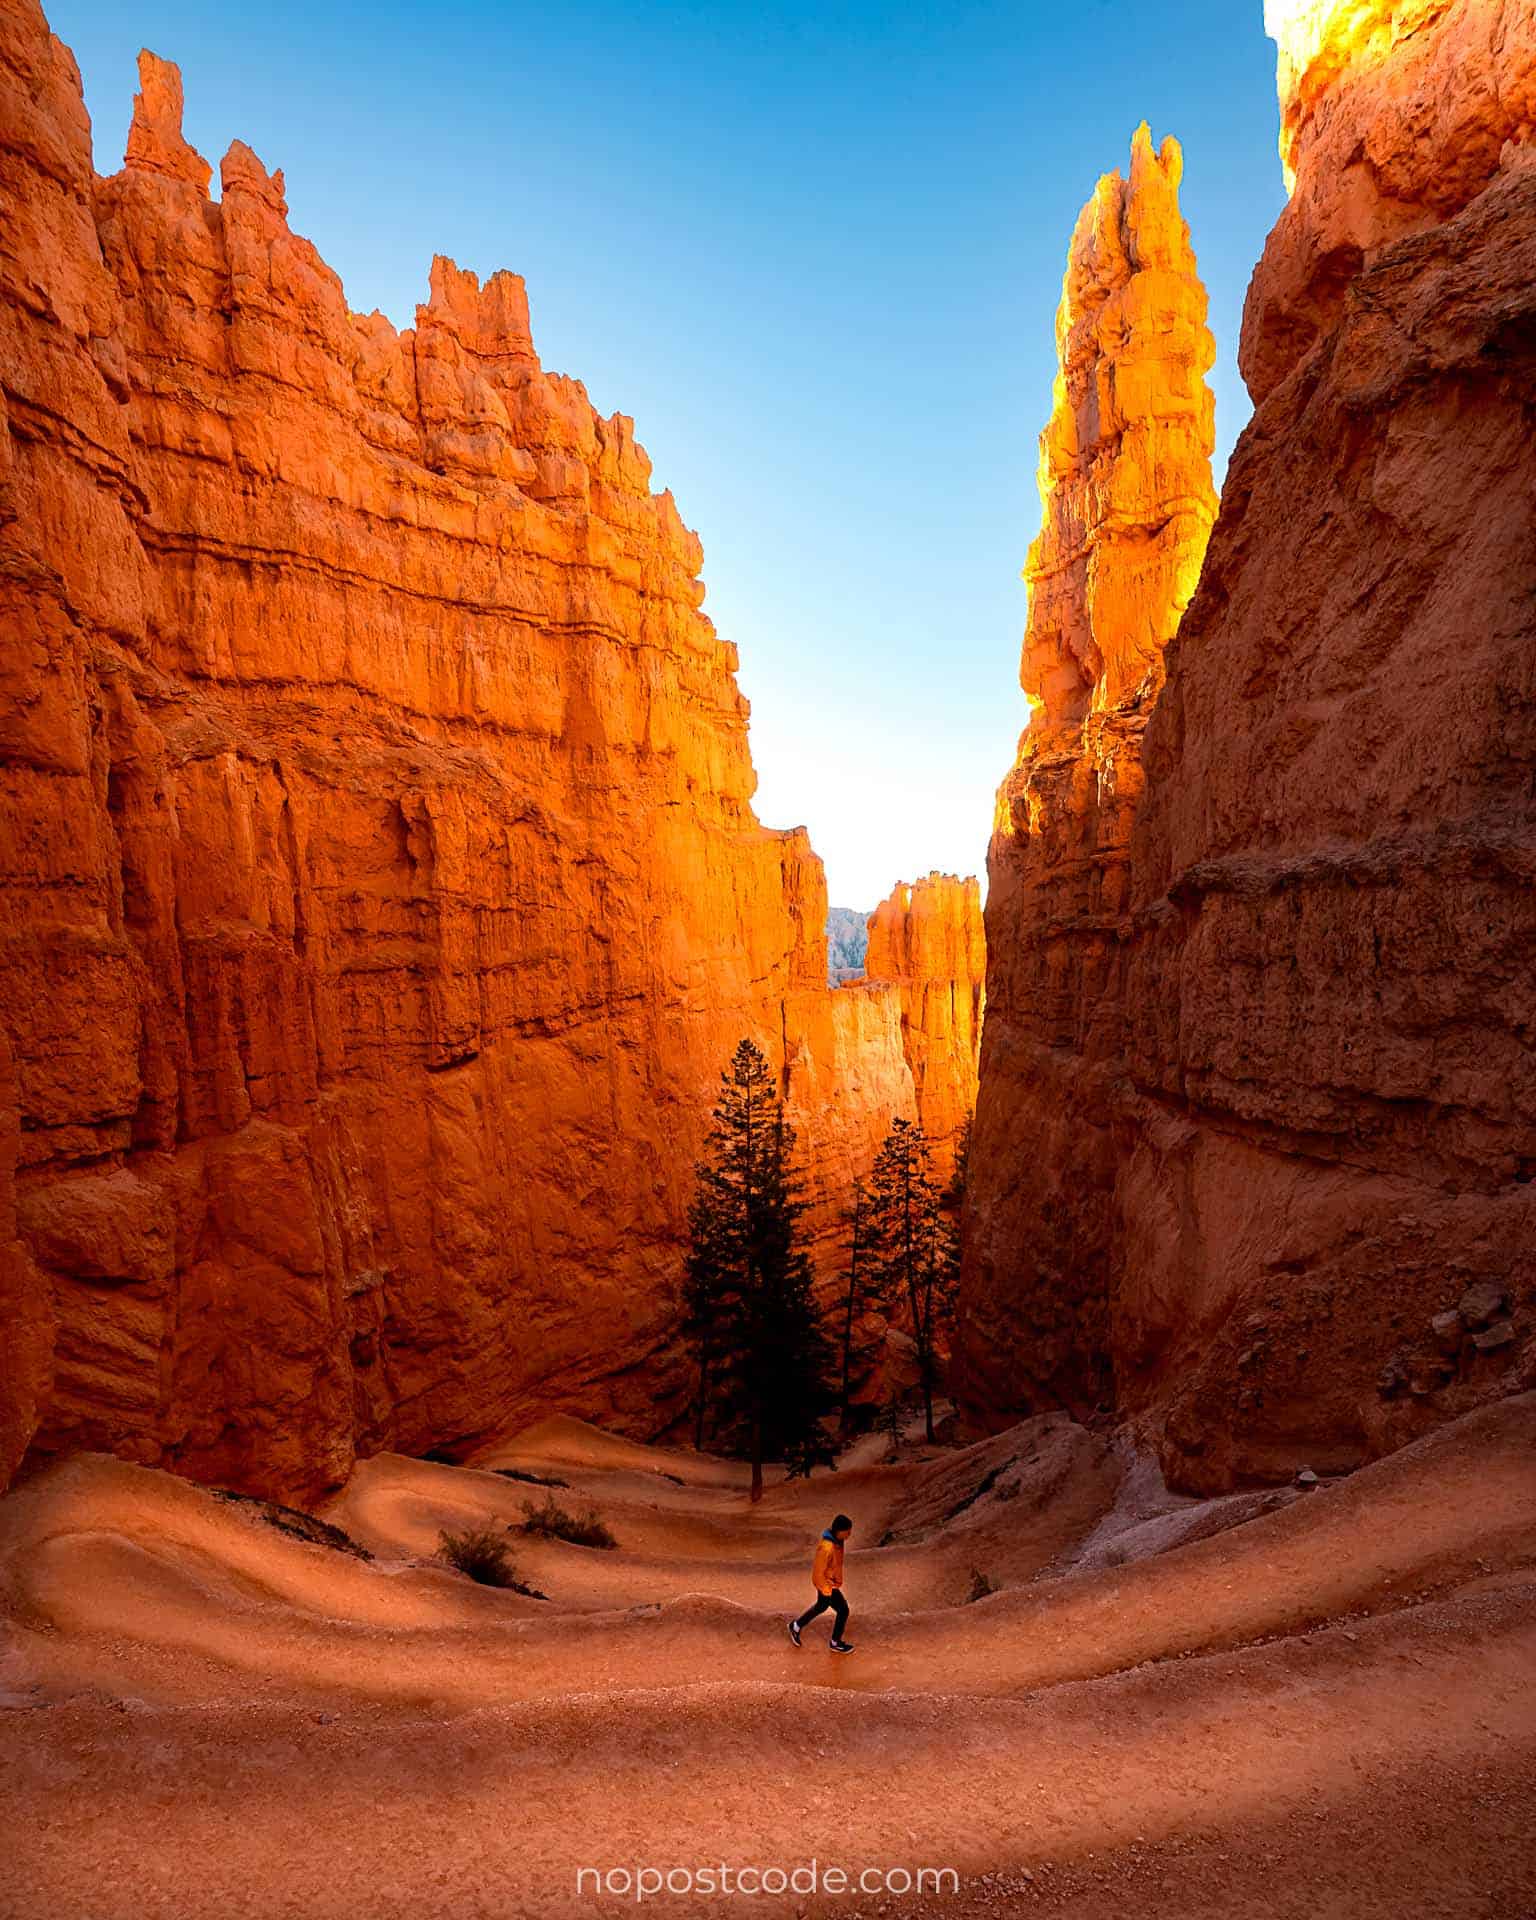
[684, 1039, 837, 1499]
[682, 1183, 730, 1451]
[868, 1116, 959, 1443]
[837, 1180, 886, 1432]
[942, 1115, 973, 1214]
[881, 1385, 905, 1460]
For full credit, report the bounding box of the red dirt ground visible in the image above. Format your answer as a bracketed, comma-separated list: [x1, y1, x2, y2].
[1, 1399, 1533, 1918]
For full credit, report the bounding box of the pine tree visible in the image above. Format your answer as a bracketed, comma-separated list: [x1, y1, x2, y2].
[942, 1115, 973, 1214]
[682, 1183, 730, 1451]
[868, 1115, 959, 1443]
[837, 1180, 886, 1432]
[881, 1385, 905, 1460]
[684, 1039, 837, 1499]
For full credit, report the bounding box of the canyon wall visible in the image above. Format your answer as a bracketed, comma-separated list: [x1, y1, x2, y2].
[865, 873, 984, 1165]
[0, 1, 944, 1500]
[960, 0, 1536, 1488]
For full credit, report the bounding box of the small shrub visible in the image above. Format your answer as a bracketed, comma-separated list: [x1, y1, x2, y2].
[520, 1492, 617, 1550]
[438, 1525, 546, 1596]
[966, 1567, 997, 1605]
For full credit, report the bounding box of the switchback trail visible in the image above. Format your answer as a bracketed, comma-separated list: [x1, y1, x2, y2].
[1, 1398, 1534, 1918]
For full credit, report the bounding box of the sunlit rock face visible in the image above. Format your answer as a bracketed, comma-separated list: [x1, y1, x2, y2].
[864, 874, 985, 1164]
[1020, 125, 1218, 733]
[1247, 0, 1536, 400]
[956, 126, 1217, 1428]
[960, 0, 1536, 1490]
[0, 5, 931, 1499]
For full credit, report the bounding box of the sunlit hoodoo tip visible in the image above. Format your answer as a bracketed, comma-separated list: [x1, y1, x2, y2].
[1020, 122, 1217, 735]
[1128, 116, 1182, 187]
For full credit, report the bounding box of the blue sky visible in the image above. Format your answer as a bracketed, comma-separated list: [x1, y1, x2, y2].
[52, 0, 1287, 908]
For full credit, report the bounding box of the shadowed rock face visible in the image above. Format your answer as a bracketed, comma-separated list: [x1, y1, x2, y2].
[959, 0, 1536, 1489]
[0, 8, 988, 1500]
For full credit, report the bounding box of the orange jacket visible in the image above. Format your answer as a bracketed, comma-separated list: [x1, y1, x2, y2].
[812, 1533, 844, 1594]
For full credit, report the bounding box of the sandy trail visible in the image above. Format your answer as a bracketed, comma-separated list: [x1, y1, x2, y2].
[1, 1399, 1533, 1917]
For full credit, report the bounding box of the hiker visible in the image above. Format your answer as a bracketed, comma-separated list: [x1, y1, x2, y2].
[788, 1513, 854, 1653]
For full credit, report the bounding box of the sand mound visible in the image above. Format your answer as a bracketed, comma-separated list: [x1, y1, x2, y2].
[2, 1398, 1533, 1915]
[474, 1413, 748, 1486]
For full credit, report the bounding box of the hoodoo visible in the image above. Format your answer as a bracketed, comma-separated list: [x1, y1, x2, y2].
[959, 123, 1219, 1427]
[959, 0, 1536, 1489]
[0, 9, 978, 1499]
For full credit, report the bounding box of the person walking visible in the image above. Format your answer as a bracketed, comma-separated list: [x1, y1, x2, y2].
[788, 1514, 854, 1652]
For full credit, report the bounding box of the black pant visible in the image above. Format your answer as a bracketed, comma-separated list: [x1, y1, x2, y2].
[795, 1587, 849, 1639]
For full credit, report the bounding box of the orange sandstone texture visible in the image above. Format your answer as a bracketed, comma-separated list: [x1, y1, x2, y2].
[1015, 125, 1218, 736]
[0, 4, 941, 1499]
[958, 125, 1218, 1428]
[864, 873, 984, 1163]
[960, 0, 1536, 1489]
[1245, 0, 1536, 404]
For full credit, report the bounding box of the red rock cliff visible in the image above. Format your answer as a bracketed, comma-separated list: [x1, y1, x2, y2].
[959, 124, 1218, 1424]
[0, 5, 922, 1499]
[960, 0, 1536, 1488]
[864, 873, 984, 1163]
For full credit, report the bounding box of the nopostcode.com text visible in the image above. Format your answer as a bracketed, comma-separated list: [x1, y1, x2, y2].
[576, 1862, 960, 1901]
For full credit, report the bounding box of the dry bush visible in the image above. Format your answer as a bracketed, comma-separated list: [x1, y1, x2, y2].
[520, 1493, 617, 1550]
[438, 1525, 545, 1595]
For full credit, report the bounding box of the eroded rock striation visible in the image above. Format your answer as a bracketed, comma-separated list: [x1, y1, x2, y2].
[0, 5, 944, 1498]
[960, 1, 1536, 1489]
[960, 124, 1218, 1428]
[865, 873, 984, 1164]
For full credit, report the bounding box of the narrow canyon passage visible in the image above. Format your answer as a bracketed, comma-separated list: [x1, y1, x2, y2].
[2, 1398, 1534, 1917]
[2, 0, 1534, 1913]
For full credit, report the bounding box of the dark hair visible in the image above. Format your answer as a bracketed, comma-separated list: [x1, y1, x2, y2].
[831, 1514, 853, 1533]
